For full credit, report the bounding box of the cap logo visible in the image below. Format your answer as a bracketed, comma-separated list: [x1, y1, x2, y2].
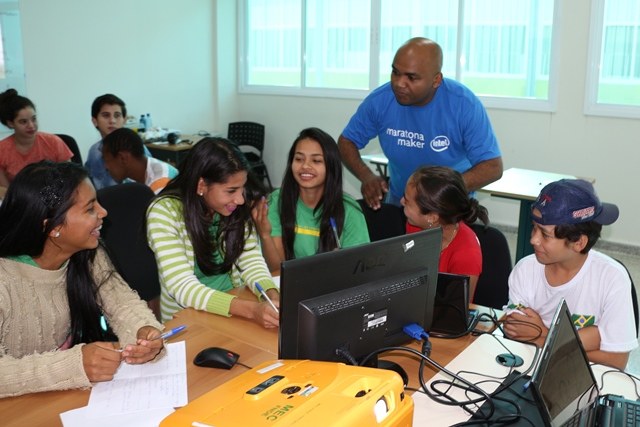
[572, 206, 595, 220]
[539, 194, 552, 207]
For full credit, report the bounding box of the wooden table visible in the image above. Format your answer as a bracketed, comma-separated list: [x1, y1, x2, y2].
[1, 289, 497, 427]
[478, 167, 588, 262]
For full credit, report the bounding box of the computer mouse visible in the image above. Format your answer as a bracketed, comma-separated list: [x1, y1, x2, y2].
[193, 347, 240, 369]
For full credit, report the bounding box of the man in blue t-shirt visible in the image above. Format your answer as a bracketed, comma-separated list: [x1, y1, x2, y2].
[339, 37, 503, 209]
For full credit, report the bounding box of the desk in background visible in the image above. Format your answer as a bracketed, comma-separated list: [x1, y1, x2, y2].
[361, 152, 389, 178]
[478, 167, 591, 262]
[145, 135, 205, 167]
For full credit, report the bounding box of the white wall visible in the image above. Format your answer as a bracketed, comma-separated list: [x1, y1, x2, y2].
[229, 2, 640, 247]
[19, 0, 217, 156]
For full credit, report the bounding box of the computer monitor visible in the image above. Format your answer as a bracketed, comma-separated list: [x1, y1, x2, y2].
[278, 228, 442, 364]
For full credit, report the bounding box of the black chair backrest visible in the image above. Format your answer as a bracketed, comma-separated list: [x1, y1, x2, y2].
[97, 182, 160, 319]
[357, 199, 406, 242]
[56, 133, 82, 164]
[470, 223, 512, 309]
[228, 121, 265, 155]
[614, 258, 639, 337]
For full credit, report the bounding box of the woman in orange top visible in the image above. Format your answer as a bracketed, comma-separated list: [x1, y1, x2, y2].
[0, 89, 72, 189]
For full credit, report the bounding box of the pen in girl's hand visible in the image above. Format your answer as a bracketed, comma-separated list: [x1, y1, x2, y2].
[151, 325, 187, 341]
[255, 282, 279, 314]
[329, 217, 342, 249]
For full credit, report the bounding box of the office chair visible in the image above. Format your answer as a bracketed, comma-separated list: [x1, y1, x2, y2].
[470, 223, 513, 309]
[56, 133, 83, 164]
[357, 199, 406, 242]
[227, 121, 273, 191]
[97, 182, 161, 320]
[614, 258, 639, 337]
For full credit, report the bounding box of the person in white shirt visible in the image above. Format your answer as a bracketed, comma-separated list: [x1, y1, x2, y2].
[505, 179, 637, 370]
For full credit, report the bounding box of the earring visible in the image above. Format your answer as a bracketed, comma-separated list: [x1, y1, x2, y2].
[54, 231, 60, 238]
[198, 192, 204, 196]
[426, 221, 433, 229]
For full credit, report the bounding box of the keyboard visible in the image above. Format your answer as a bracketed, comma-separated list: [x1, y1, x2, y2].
[562, 395, 640, 427]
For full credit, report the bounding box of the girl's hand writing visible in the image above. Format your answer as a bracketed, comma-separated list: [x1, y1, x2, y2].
[121, 326, 164, 364]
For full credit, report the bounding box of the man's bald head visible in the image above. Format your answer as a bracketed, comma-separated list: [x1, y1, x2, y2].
[390, 37, 444, 106]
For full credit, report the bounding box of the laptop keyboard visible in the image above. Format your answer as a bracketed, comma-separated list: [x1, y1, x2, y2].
[562, 396, 640, 427]
[608, 396, 640, 427]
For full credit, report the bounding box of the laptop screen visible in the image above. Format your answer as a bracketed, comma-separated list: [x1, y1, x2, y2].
[530, 299, 599, 426]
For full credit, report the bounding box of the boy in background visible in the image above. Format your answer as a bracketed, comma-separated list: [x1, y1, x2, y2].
[505, 179, 637, 370]
[102, 127, 177, 194]
[85, 93, 151, 189]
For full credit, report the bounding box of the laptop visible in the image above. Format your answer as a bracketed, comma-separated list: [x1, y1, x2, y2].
[430, 273, 478, 335]
[530, 299, 640, 426]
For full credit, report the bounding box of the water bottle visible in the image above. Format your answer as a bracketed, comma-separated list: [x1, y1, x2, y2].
[145, 113, 152, 131]
[138, 114, 146, 133]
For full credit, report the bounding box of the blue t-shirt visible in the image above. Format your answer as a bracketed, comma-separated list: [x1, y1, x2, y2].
[342, 79, 501, 200]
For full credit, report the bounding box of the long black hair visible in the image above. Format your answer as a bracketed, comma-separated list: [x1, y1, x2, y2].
[279, 127, 346, 259]
[409, 165, 489, 226]
[0, 161, 109, 345]
[157, 137, 260, 275]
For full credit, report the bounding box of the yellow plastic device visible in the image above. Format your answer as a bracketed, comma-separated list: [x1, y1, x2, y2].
[161, 359, 413, 427]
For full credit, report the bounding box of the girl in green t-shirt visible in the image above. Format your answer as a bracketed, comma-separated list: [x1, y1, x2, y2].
[253, 127, 369, 275]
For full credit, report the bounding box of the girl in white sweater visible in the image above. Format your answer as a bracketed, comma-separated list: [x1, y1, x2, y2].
[0, 161, 163, 398]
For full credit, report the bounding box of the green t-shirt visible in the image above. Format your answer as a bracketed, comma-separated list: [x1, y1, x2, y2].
[194, 216, 233, 292]
[267, 189, 370, 258]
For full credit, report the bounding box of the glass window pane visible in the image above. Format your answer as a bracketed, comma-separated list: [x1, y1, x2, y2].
[461, 0, 554, 99]
[379, 0, 458, 86]
[245, 0, 302, 87]
[597, 0, 640, 106]
[305, 0, 370, 89]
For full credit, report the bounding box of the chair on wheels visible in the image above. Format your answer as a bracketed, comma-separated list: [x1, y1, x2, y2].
[56, 133, 83, 164]
[357, 199, 405, 242]
[97, 182, 161, 320]
[227, 121, 273, 191]
[470, 223, 513, 309]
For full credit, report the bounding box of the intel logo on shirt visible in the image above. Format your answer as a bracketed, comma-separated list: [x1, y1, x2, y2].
[430, 136, 450, 152]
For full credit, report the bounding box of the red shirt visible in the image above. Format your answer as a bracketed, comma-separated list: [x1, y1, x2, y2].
[407, 221, 482, 276]
[439, 222, 482, 277]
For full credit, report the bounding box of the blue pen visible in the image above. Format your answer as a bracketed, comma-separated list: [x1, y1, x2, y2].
[255, 282, 279, 314]
[153, 325, 187, 341]
[329, 217, 342, 249]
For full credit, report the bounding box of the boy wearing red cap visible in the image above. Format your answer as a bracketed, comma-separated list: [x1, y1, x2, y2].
[505, 179, 637, 370]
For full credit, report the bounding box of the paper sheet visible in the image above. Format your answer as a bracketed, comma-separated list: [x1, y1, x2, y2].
[60, 341, 187, 426]
[60, 407, 174, 427]
[87, 341, 188, 412]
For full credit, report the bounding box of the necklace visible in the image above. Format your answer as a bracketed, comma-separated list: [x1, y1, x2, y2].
[441, 223, 459, 251]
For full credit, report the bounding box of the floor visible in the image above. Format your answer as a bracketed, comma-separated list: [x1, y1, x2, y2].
[499, 227, 640, 375]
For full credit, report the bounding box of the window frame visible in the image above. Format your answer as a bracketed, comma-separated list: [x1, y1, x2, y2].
[238, 0, 561, 112]
[585, 0, 640, 119]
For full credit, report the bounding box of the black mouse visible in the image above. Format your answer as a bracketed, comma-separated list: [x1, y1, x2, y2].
[193, 347, 240, 369]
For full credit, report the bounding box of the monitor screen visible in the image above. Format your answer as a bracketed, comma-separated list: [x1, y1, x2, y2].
[278, 228, 442, 363]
